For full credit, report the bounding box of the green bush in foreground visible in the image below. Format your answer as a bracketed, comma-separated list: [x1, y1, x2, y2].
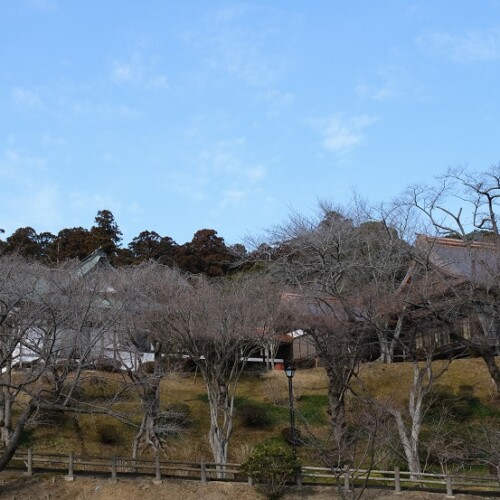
[241, 443, 299, 500]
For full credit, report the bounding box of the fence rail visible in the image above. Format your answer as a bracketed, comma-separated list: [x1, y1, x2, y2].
[8, 450, 500, 496]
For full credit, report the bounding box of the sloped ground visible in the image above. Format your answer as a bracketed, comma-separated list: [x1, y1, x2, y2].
[0, 471, 497, 500]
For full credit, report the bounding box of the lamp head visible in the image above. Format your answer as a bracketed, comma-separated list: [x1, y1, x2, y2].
[285, 365, 295, 379]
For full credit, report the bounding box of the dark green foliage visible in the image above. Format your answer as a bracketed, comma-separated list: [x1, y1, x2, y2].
[175, 229, 236, 276]
[298, 394, 328, 425]
[94, 358, 122, 373]
[139, 361, 156, 374]
[280, 427, 302, 446]
[424, 385, 499, 423]
[163, 403, 191, 428]
[96, 423, 121, 445]
[241, 443, 299, 500]
[239, 404, 272, 428]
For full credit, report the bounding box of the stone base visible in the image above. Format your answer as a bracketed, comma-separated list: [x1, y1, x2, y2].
[64, 475, 74, 482]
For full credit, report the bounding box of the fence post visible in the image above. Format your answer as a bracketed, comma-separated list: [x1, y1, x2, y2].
[446, 474, 454, 498]
[394, 466, 401, 493]
[200, 459, 207, 484]
[343, 467, 350, 492]
[111, 455, 117, 482]
[64, 452, 74, 481]
[296, 466, 302, 490]
[247, 476, 253, 486]
[25, 448, 33, 476]
[153, 453, 162, 483]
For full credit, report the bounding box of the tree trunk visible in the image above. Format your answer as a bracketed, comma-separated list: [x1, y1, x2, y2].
[207, 382, 233, 478]
[391, 409, 421, 479]
[0, 360, 13, 447]
[482, 351, 500, 395]
[325, 366, 346, 449]
[0, 400, 37, 472]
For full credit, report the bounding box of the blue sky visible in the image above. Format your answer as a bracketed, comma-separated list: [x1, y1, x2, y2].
[1, 1, 500, 246]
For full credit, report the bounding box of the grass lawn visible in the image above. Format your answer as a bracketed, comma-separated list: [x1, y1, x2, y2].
[16, 357, 500, 468]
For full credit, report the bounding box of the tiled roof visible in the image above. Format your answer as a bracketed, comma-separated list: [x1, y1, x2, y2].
[415, 235, 498, 285]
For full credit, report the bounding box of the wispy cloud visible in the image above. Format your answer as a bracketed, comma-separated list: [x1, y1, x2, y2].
[72, 101, 140, 119]
[321, 115, 376, 154]
[356, 82, 395, 102]
[29, 0, 57, 11]
[417, 29, 500, 63]
[166, 137, 267, 210]
[111, 52, 167, 88]
[11, 87, 43, 110]
[256, 89, 294, 116]
[0, 148, 61, 233]
[187, 5, 287, 87]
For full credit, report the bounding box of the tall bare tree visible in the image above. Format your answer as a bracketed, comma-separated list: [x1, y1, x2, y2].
[407, 165, 500, 394]
[114, 262, 187, 458]
[0, 255, 129, 471]
[166, 274, 282, 472]
[267, 201, 411, 443]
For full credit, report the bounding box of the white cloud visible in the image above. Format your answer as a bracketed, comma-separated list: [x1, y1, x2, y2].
[256, 89, 294, 116]
[72, 101, 140, 119]
[417, 29, 500, 63]
[111, 52, 167, 88]
[41, 134, 68, 147]
[321, 115, 376, 154]
[11, 88, 43, 110]
[165, 137, 267, 208]
[0, 148, 61, 233]
[219, 189, 246, 209]
[29, 0, 57, 11]
[356, 82, 394, 102]
[189, 5, 287, 87]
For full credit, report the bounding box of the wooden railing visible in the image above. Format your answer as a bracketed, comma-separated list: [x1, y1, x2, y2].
[8, 450, 500, 496]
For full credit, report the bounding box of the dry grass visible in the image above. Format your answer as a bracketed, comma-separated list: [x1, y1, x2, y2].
[15, 357, 500, 463]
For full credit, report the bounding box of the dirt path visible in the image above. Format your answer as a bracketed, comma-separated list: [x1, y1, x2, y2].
[0, 471, 497, 499]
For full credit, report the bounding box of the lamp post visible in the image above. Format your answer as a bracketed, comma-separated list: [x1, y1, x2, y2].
[285, 364, 296, 455]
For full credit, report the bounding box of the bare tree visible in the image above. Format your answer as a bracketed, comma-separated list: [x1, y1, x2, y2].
[384, 252, 458, 478]
[166, 274, 282, 473]
[114, 262, 187, 458]
[0, 255, 130, 471]
[406, 165, 500, 394]
[267, 201, 411, 442]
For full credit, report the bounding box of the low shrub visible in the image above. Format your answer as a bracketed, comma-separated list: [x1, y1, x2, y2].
[139, 361, 156, 374]
[163, 403, 191, 427]
[154, 404, 192, 437]
[239, 404, 272, 428]
[241, 443, 299, 499]
[280, 427, 302, 447]
[96, 423, 120, 445]
[94, 358, 122, 373]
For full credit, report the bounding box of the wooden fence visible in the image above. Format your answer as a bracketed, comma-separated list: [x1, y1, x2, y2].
[8, 450, 500, 497]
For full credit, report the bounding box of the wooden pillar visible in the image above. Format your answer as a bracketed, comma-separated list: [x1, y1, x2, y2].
[26, 448, 33, 476]
[394, 466, 401, 493]
[296, 466, 302, 490]
[200, 459, 207, 484]
[64, 452, 74, 481]
[446, 474, 454, 497]
[111, 455, 117, 481]
[154, 453, 162, 483]
[343, 468, 350, 492]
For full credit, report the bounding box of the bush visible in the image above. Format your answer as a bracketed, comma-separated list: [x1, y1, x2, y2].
[139, 361, 156, 374]
[240, 404, 271, 428]
[241, 443, 299, 500]
[94, 357, 122, 373]
[152, 404, 192, 438]
[162, 403, 191, 428]
[280, 427, 302, 447]
[96, 423, 120, 445]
